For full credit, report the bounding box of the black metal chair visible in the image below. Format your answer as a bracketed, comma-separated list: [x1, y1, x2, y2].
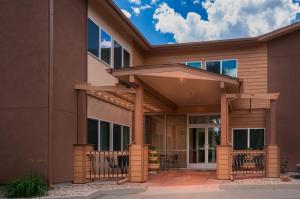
[166, 154, 179, 168]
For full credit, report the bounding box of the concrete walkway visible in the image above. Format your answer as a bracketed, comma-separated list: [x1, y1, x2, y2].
[100, 170, 300, 199]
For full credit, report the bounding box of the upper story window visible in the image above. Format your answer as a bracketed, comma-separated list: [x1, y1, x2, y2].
[100, 29, 112, 65]
[123, 49, 131, 68]
[88, 19, 99, 57]
[113, 41, 122, 69]
[88, 18, 131, 68]
[222, 60, 237, 77]
[205, 59, 237, 78]
[186, 61, 202, 69]
[206, 61, 221, 74]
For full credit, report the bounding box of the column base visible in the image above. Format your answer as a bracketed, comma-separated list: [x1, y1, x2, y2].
[73, 144, 94, 184]
[216, 145, 232, 180]
[128, 144, 148, 183]
[265, 145, 280, 178]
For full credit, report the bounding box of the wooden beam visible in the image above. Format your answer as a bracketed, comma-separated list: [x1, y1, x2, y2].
[87, 91, 134, 111]
[226, 93, 280, 100]
[129, 75, 177, 110]
[75, 84, 136, 94]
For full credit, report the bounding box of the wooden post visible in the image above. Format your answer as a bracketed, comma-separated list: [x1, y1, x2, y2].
[220, 94, 228, 145]
[266, 100, 280, 177]
[73, 144, 93, 184]
[128, 85, 147, 182]
[77, 90, 87, 144]
[134, 86, 144, 145]
[216, 94, 231, 180]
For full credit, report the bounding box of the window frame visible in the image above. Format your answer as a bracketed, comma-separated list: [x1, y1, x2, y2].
[205, 59, 238, 77]
[87, 17, 132, 68]
[221, 59, 238, 78]
[87, 117, 132, 151]
[185, 61, 202, 69]
[231, 128, 265, 150]
[87, 18, 100, 58]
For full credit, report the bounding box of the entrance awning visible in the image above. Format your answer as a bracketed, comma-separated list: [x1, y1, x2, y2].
[107, 64, 241, 112]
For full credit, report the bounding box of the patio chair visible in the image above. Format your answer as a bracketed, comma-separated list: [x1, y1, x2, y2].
[166, 154, 179, 168]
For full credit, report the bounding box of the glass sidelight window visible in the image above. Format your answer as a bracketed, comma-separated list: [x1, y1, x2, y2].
[233, 128, 265, 150]
[88, 19, 99, 57]
[87, 118, 130, 151]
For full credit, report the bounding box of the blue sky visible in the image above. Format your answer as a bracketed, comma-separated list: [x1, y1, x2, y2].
[113, 0, 300, 45]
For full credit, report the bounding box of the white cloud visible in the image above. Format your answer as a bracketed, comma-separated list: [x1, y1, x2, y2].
[132, 4, 152, 16]
[121, 9, 131, 18]
[140, 4, 152, 10]
[193, 0, 200, 5]
[151, 0, 160, 5]
[153, 1, 300, 43]
[129, 0, 141, 5]
[132, 7, 141, 15]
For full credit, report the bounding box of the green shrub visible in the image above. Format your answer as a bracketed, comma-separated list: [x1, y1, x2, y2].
[4, 174, 48, 198]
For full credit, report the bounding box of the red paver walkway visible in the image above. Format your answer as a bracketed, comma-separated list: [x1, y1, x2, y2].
[145, 169, 218, 187]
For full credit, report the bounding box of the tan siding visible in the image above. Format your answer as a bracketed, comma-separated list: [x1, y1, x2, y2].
[144, 44, 268, 97]
[229, 110, 266, 129]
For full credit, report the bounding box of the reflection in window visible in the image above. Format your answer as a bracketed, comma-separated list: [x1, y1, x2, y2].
[233, 128, 265, 150]
[233, 129, 248, 150]
[113, 41, 122, 69]
[100, 121, 110, 150]
[113, 124, 121, 151]
[123, 49, 130, 68]
[88, 19, 99, 57]
[88, 119, 98, 150]
[206, 61, 221, 74]
[250, 129, 264, 150]
[222, 60, 237, 77]
[100, 29, 112, 65]
[186, 61, 201, 69]
[123, 126, 130, 150]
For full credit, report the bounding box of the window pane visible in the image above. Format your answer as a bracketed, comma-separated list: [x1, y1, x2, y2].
[233, 129, 248, 150]
[250, 129, 264, 150]
[222, 60, 237, 77]
[123, 49, 130, 68]
[122, 126, 130, 150]
[88, 119, 98, 150]
[100, 29, 112, 65]
[88, 19, 99, 57]
[113, 124, 121, 151]
[100, 121, 110, 150]
[186, 61, 201, 69]
[206, 61, 221, 74]
[113, 41, 122, 69]
[189, 115, 220, 124]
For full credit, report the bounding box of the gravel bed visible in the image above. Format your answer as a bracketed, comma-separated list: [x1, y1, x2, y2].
[47, 180, 146, 197]
[223, 173, 300, 185]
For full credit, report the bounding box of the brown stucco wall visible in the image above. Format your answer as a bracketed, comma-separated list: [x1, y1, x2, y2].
[0, 0, 87, 184]
[268, 29, 300, 170]
[52, 0, 87, 183]
[0, 0, 50, 183]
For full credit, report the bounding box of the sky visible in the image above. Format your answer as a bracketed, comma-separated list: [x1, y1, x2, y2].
[113, 0, 300, 45]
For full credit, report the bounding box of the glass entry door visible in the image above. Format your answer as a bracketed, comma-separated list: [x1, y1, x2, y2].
[188, 127, 220, 169]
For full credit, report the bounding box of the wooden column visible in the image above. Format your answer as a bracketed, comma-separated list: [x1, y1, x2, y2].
[266, 100, 280, 177]
[128, 85, 147, 182]
[220, 94, 228, 145]
[77, 90, 87, 144]
[134, 85, 144, 145]
[216, 94, 231, 180]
